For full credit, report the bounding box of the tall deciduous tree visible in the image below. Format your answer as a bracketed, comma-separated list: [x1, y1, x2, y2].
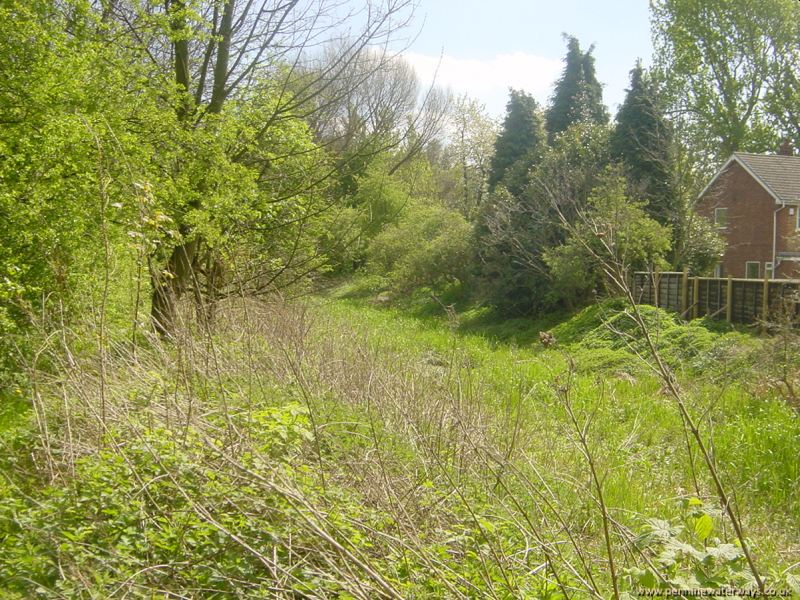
[545, 35, 608, 143]
[610, 62, 674, 226]
[487, 89, 545, 197]
[651, 0, 798, 161]
[764, 3, 800, 150]
[307, 48, 450, 196]
[0, 0, 185, 353]
[446, 95, 498, 218]
[100, 0, 416, 334]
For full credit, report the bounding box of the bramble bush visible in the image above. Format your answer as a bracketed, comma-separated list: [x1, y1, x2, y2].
[626, 498, 756, 590]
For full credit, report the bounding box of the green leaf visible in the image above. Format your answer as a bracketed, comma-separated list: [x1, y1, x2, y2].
[706, 543, 742, 563]
[693, 514, 713, 541]
[638, 568, 659, 589]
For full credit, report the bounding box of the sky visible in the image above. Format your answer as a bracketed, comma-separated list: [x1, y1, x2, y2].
[398, 0, 654, 119]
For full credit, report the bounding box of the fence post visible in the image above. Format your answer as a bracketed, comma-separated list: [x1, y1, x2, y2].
[681, 267, 689, 317]
[762, 270, 770, 322]
[653, 266, 660, 308]
[691, 276, 699, 320]
[726, 276, 733, 322]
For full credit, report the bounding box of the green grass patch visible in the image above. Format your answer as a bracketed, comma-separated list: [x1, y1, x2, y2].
[3, 292, 799, 596]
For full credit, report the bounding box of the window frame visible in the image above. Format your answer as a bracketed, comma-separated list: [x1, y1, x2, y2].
[745, 261, 760, 279]
[714, 207, 729, 229]
[765, 261, 774, 279]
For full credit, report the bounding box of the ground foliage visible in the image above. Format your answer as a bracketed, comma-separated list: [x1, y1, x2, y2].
[3, 296, 799, 597]
[4, 1, 800, 597]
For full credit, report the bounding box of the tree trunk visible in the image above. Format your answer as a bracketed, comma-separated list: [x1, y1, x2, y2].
[208, 0, 235, 115]
[150, 271, 176, 338]
[150, 236, 198, 337]
[150, 0, 215, 337]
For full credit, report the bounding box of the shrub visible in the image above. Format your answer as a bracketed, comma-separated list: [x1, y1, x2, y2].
[544, 171, 672, 308]
[549, 300, 754, 374]
[366, 202, 472, 291]
[626, 498, 755, 590]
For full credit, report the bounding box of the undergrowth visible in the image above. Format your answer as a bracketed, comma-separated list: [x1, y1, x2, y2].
[1, 295, 798, 598]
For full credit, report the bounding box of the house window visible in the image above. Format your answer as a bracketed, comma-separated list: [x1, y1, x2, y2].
[745, 261, 760, 279]
[714, 207, 728, 228]
[766, 262, 774, 279]
[795, 208, 800, 231]
[713, 263, 724, 278]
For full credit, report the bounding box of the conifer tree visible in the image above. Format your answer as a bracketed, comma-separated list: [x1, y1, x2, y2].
[610, 62, 675, 225]
[546, 36, 608, 143]
[487, 89, 545, 196]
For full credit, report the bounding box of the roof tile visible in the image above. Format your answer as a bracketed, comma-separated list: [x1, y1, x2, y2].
[734, 152, 800, 203]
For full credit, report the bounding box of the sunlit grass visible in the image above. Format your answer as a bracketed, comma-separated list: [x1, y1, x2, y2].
[2, 292, 798, 595]
[318, 293, 800, 564]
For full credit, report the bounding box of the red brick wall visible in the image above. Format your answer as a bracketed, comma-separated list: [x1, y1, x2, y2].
[775, 202, 800, 277]
[697, 160, 800, 278]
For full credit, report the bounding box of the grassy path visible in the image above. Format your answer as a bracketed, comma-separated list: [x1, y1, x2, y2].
[316, 296, 800, 568]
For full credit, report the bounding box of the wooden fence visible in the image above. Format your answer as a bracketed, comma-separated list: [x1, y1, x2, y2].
[632, 271, 800, 325]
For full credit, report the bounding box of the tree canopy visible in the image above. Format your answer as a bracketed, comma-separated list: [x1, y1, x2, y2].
[487, 89, 545, 196]
[652, 0, 800, 160]
[610, 62, 675, 226]
[545, 35, 609, 143]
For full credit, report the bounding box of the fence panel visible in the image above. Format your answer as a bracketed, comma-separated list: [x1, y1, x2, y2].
[632, 272, 800, 325]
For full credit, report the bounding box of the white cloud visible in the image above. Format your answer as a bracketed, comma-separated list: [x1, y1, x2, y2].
[403, 51, 562, 116]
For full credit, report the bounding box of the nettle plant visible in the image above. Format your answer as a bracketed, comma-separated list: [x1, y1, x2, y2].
[625, 498, 755, 590]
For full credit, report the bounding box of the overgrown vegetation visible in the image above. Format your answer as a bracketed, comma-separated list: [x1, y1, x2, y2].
[3, 0, 800, 596]
[3, 297, 799, 597]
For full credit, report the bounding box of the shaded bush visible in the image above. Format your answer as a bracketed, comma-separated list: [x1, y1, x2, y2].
[367, 202, 472, 291]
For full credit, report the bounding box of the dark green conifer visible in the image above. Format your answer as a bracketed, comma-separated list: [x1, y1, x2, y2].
[610, 61, 675, 225]
[487, 89, 545, 196]
[545, 36, 608, 143]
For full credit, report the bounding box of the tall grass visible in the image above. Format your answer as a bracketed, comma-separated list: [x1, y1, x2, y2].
[1, 295, 798, 597]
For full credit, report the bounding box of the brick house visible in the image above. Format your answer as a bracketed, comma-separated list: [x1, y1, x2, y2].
[696, 143, 800, 279]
